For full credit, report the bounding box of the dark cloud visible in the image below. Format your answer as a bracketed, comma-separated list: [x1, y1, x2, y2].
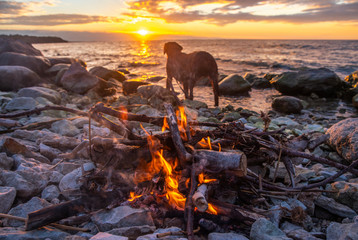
[0, 13, 124, 25]
[125, 0, 358, 25]
[0, 1, 28, 14]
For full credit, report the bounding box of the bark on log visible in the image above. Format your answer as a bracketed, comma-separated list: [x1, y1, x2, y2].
[195, 149, 247, 176]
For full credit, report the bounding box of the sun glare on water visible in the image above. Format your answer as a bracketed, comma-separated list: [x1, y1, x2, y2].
[137, 29, 149, 36]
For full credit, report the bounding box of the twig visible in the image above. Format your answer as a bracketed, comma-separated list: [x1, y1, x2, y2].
[185, 163, 198, 240]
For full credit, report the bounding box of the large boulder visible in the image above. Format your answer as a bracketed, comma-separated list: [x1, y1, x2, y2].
[219, 74, 251, 95]
[0, 66, 43, 91]
[270, 68, 342, 97]
[272, 96, 303, 114]
[59, 62, 100, 94]
[0, 52, 51, 75]
[90, 66, 126, 82]
[123, 80, 150, 95]
[345, 70, 358, 88]
[47, 57, 86, 67]
[0, 38, 43, 56]
[326, 118, 358, 162]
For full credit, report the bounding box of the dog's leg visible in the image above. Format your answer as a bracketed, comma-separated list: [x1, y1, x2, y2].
[189, 78, 195, 100]
[183, 79, 189, 99]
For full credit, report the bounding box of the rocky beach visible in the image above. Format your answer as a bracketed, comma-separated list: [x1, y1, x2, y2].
[0, 38, 358, 240]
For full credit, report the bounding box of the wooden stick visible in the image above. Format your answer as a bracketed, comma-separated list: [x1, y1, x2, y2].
[0, 213, 89, 232]
[164, 103, 192, 167]
[185, 164, 198, 240]
[192, 184, 208, 212]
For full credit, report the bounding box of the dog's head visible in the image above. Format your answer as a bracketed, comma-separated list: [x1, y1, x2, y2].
[164, 42, 183, 55]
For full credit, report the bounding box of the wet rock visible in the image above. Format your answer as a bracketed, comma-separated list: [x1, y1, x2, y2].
[272, 96, 303, 114]
[41, 185, 60, 201]
[0, 186, 16, 213]
[252, 78, 271, 89]
[0, 170, 37, 198]
[0, 227, 70, 240]
[108, 225, 155, 240]
[0, 66, 43, 91]
[91, 206, 154, 232]
[60, 62, 100, 94]
[219, 74, 251, 95]
[182, 99, 208, 109]
[90, 66, 126, 82]
[353, 94, 358, 108]
[5, 97, 38, 111]
[0, 38, 43, 56]
[250, 218, 291, 240]
[51, 119, 80, 137]
[270, 68, 342, 97]
[326, 118, 358, 162]
[18, 86, 61, 104]
[59, 163, 95, 196]
[326, 222, 358, 240]
[137, 227, 185, 240]
[4, 197, 51, 227]
[0, 152, 14, 170]
[45, 63, 70, 75]
[208, 232, 249, 240]
[314, 195, 357, 219]
[123, 80, 150, 95]
[0, 52, 51, 75]
[344, 70, 358, 87]
[327, 181, 358, 212]
[48, 57, 86, 67]
[90, 232, 128, 240]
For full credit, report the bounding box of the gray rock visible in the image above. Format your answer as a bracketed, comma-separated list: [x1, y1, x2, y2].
[219, 74, 251, 95]
[4, 197, 51, 227]
[250, 218, 291, 240]
[208, 232, 249, 240]
[123, 80, 150, 95]
[59, 163, 96, 197]
[0, 38, 43, 56]
[48, 57, 86, 67]
[326, 222, 358, 240]
[353, 94, 358, 108]
[0, 186, 16, 213]
[135, 106, 163, 118]
[90, 66, 126, 82]
[41, 185, 60, 201]
[0, 170, 38, 198]
[0, 227, 70, 240]
[327, 181, 358, 212]
[45, 63, 70, 75]
[183, 99, 208, 109]
[39, 134, 81, 151]
[326, 118, 358, 162]
[39, 143, 62, 161]
[0, 152, 14, 170]
[83, 124, 111, 138]
[315, 195, 357, 219]
[270, 68, 342, 97]
[271, 117, 301, 129]
[221, 112, 241, 122]
[18, 86, 61, 104]
[5, 97, 38, 111]
[91, 206, 154, 232]
[0, 52, 51, 75]
[285, 229, 320, 240]
[60, 62, 100, 94]
[90, 232, 128, 240]
[272, 96, 303, 114]
[137, 84, 172, 99]
[0, 66, 43, 91]
[108, 225, 155, 239]
[137, 227, 186, 240]
[51, 119, 80, 137]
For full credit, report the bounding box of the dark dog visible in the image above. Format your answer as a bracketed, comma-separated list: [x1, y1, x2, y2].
[164, 42, 219, 106]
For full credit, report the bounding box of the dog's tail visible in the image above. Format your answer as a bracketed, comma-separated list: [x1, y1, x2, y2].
[210, 73, 220, 106]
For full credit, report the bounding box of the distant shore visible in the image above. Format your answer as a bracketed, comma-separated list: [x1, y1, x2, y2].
[0, 34, 67, 44]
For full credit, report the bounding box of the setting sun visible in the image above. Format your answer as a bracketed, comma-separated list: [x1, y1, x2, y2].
[137, 29, 149, 36]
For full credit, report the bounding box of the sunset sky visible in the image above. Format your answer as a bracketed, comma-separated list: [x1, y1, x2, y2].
[0, 0, 358, 41]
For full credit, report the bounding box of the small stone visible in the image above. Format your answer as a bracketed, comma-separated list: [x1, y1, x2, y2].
[250, 218, 291, 240]
[123, 80, 149, 95]
[326, 222, 358, 240]
[17, 86, 61, 104]
[0, 170, 38, 198]
[208, 232, 249, 240]
[272, 96, 303, 114]
[0, 152, 14, 170]
[315, 195, 357, 219]
[4, 197, 51, 227]
[327, 181, 358, 212]
[51, 119, 80, 137]
[5, 97, 38, 111]
[41, 185, 60, 201]
[271, 117, 301, 129]
[285, 229, 319, 240]
[183, 99, 208, 109]
[0, 227, 70, 240]
[0, 187, 16, 213]
[221, 112, 241, 122]
[39, 143, 62, 161]
[91, 206, 154, 232]
[137, 227, 185, 240]
[108, 225, 155, 239]
[90, 232, 128, 240]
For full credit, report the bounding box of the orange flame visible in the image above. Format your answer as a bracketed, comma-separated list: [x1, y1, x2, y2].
[207, 203, 218, 215]
[128, 191, 143, 202]
[198, 137, 212, 150]
[176, 106, 188, 141]
[162, 117, 169, 132]
[198, 173, 217, 184]
[118, 106, 128, 121]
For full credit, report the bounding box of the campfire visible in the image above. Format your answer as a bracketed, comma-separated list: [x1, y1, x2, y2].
[2, 102, 357, 239]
